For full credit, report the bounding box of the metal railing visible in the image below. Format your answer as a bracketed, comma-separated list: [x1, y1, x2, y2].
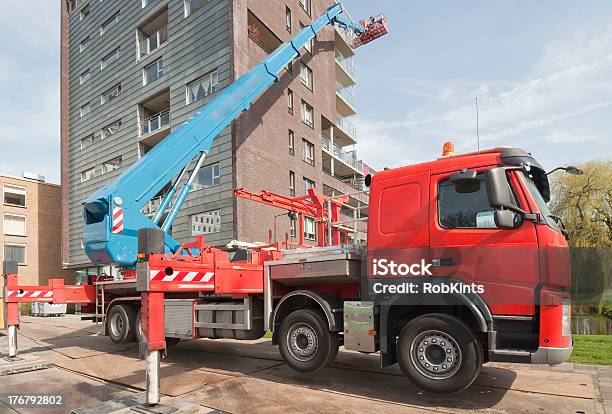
[325, 189, 369, 245]
[139, 25, 168, 57]
[140, 109, 170, 135]
[336, 81, 356, 109]
[321, 136, 364, 174]
[335, 19, 357, 48]
[335, 114, 357, 138]
[335, 50, 355, 78]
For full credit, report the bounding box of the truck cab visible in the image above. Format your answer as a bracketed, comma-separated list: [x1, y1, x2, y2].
[364, 146, 572, 392]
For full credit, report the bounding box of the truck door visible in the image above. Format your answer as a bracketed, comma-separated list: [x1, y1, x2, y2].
[428, 168, 539, 315]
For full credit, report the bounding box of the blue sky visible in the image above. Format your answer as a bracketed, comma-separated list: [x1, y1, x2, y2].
[1, 1, 611, 183]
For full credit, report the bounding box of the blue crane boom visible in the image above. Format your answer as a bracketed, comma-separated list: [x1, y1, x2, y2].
[82, 3, 387, 267]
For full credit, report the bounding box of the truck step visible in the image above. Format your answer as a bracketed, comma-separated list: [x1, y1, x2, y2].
[489, 348, 532, 363]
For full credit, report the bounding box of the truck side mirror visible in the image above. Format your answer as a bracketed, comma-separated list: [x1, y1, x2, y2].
[450, 169, 480, 193]
[485, 168, 516, 210]
[494, 209, 523, 229]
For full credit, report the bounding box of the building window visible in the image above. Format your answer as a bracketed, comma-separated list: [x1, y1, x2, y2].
[186, 70, 219, 104]
[80, 134, 100, 149]
[300, 62, 313, 91]
[79, 36, 90, 53]
[101, 48, 120, 70]
[100, 83, 122, 105]
[304, 216, 316, 241]
[80, 3, 91, 20]
[300, 100, 313, 128]
[287, 89, 294, 114]
[288, 130, 295, 155]
[80, 102, 91, 117]
[81, 167, 96, 182]
[191, 210, 221, 235]
[3, 214, 26, 237]
[101, 120, 121, 139]
[299, 22, 314, 53]
[4, 244, 26, 265]
[290, 219, 296, 238]
[100, 11, 120, 36]
[194, 163, 220, 189]
[3, 185, 26, 207]
[303, 177, 315, 195]
[285, 7, 292, 32]
[144, 59, 163, 85]
[289, 171, 296, 196]
[302, 139, 314, 165]
[101, 157, 122, 174]
[68, 0, 80, 13]
[80, 70, 91, 85]
[299, 0, 312, 16]
[184, 0, 210, 17]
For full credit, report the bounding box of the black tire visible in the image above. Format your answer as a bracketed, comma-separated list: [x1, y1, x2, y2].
[278, 309, 339, 373]
[397, 313, 482, 394]
[135, 309, 145, 343]
[106, 304, 137, 344]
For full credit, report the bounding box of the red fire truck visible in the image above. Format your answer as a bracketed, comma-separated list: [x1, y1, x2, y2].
[4, 145, 574, 394]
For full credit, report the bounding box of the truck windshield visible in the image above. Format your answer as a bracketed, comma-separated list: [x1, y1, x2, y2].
[522, 172, 560, 232]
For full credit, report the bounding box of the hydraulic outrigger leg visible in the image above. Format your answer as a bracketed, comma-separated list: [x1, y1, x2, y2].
[3, 261, 19, 360]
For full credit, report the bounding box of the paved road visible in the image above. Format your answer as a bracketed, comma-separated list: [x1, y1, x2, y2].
[0, 316, 609, 413]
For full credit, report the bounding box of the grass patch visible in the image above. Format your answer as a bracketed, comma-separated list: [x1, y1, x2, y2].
[569, 335, 612, 365]
[264, 331, 273, 339]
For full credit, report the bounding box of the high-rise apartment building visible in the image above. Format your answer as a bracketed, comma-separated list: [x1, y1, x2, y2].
[61, 0, 371, 273]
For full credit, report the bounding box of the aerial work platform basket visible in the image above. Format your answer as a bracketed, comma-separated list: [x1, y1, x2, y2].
[354, 14, 389, 48]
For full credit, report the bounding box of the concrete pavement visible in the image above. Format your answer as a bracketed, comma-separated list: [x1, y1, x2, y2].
[0, 315, 608, 413]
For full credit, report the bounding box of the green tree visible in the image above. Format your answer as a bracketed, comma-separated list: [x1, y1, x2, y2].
[549, 160, 612, 316]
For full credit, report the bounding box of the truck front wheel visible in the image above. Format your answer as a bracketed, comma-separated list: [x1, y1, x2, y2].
[278, 309, 339, 373]
[107, 304, 137, 344]
[397, 313, 482, 393]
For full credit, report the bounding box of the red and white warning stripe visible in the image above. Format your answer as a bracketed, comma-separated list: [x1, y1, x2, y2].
[112, 207, 124, 234]
[6, 290, 54, 300]
[149, 270, 215, 283]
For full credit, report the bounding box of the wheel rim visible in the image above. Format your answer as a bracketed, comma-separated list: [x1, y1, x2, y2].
[109, 312, 125, 338]
[286, 322, 319, 362]
[409, 329, 462, 380]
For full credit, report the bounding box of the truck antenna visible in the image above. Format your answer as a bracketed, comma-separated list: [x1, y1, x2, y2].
[475, 96, 480, 152]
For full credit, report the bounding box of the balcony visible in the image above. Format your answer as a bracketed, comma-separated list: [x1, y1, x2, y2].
[336, 81, 356, 116]
[335, 50, 356, 85]
[336, 114, 357, 140]
[139, 26, 168, 58]
[334, 18, 356, 58]
[321, 136, 364, 175]
[141, 109, 169, 136]
[138, 89, 171, 150]
[137, 8, 168, 59]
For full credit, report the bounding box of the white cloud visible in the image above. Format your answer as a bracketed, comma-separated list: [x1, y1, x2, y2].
[357, 25, 612, 171]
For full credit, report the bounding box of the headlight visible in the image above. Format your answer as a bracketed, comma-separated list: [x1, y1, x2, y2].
[562, 299, 571, 337]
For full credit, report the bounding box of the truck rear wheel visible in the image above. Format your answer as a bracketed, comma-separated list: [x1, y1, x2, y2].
[397, 313, 482, 393]
[107, 304, 137, 344]
[279, 309, 339, 373]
